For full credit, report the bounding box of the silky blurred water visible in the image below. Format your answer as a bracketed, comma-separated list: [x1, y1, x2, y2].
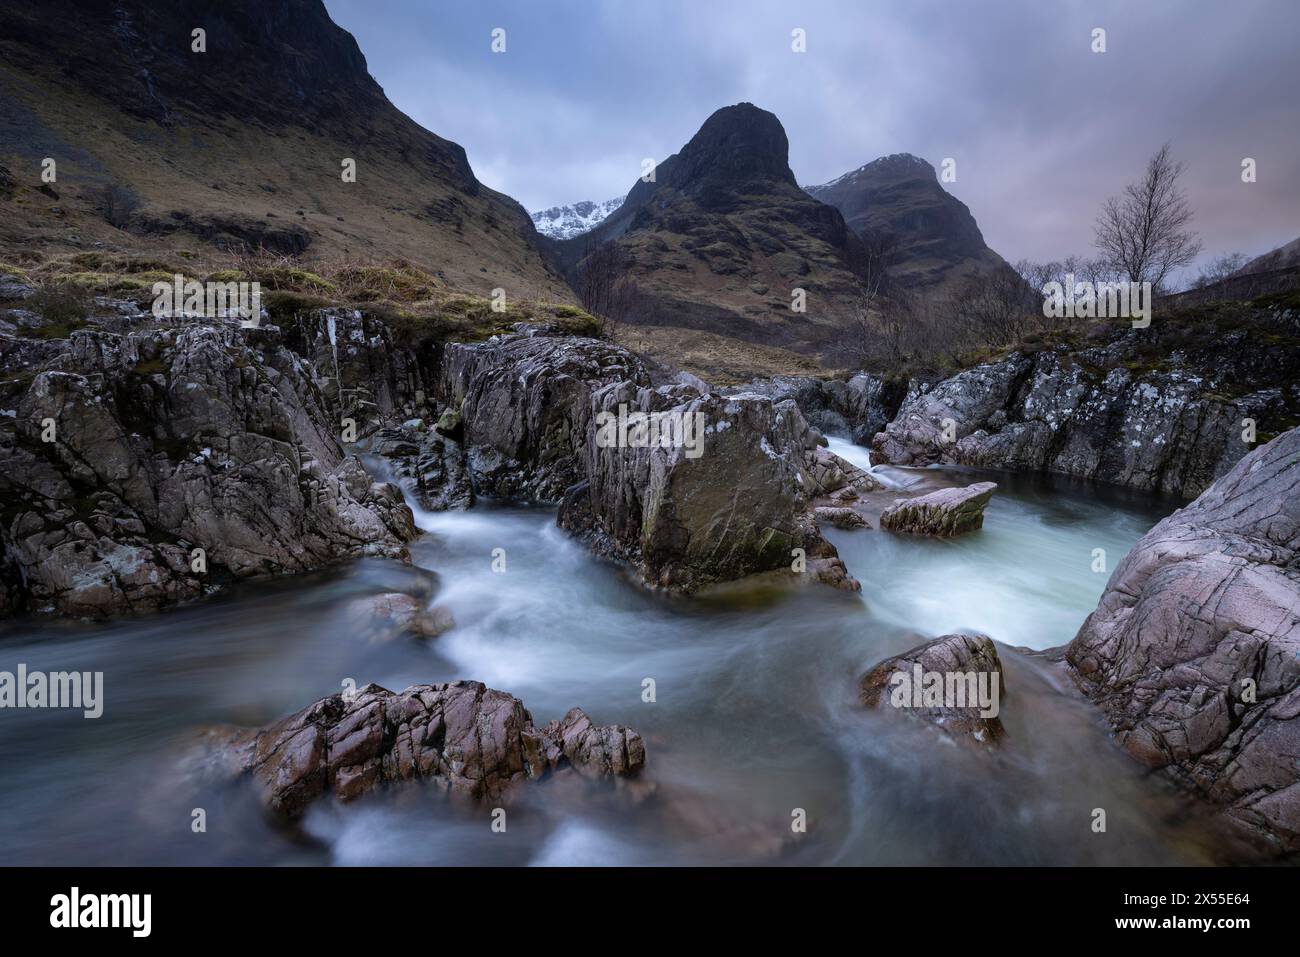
[0, 442, 1239, 865]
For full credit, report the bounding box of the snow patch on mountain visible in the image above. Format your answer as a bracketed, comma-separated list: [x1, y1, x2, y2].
[531, 197, 624, 240]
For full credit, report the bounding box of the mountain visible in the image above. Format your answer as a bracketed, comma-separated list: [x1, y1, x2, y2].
[532, 198, 624, 240]
[1233, 236, 1300, 275]
[0, 0, 570, 299]
[805, 153, 1011, 290]
[556, 103, 869, 358]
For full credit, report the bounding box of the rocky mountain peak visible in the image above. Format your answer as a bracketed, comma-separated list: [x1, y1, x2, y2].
[671, 102, 798, 192]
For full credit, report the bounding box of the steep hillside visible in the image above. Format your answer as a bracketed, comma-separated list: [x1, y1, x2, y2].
[806, 153, 1012, 290]
[0, 0, 570, 299]
[557, 103, 869, 359]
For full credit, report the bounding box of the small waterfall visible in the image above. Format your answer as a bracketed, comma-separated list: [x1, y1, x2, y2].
[325, 314, 343, 408]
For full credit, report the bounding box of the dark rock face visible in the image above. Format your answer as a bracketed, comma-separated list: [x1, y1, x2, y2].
[806, 153, 1011, 290]
[205, 680, 645, 819]
[860, 633, 1006, 745]
[0, 319, 415, 618]
[880, 482, 997, 537]
[440, 327, 860, 592]
[279, 309, 435, 431]
[563, 385, 858, 591]
[871, 307, 1300, 498]
[369, 424, 472, 512]
[729, 372, 908, 446]
[439, 328, 650, 502]
[1066, 426, 1300, 853]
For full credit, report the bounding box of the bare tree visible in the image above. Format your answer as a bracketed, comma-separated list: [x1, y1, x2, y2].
[576, 237, 636, 334]
[1094, 144, 1202, 292]
[94, 181, 142, 230]
[858, 231, 900, 307]
[1192, 251, 1247, 290]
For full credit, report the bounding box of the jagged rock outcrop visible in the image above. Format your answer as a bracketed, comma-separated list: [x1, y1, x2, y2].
[203, 680, 645, 819]
[440, 327, 861, 591]
[560, 385, 858, 591]
[731, 372, 909, 445]
[280, 309, 435, 432]
[814, 506, 869, 530]
[1066, 426, 1300, 853]
[0, 319, 415, 618]
[871, 305, 1300, 498]
[880, 482, 997, 537]
[368, 423, 473, 512]
[439, 328, 650, 501]
[860, 633, 1006, 745]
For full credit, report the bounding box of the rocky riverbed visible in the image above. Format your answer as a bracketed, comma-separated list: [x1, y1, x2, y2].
[2, 294, 1298, 862]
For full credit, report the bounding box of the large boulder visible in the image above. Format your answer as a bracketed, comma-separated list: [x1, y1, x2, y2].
[204, 680, 646, 819]
[1066, 426, 1300, 853]
[0, 321, 416, 618]
[442, 327, 859, 592]
[880, 482, 997, 537]
[439, 328, 650, 501]
[560, 384, 858, 592]
[860, 633, 1006, 745]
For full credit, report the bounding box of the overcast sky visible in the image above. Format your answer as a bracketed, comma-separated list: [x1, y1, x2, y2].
[323, 0, 1299, 275]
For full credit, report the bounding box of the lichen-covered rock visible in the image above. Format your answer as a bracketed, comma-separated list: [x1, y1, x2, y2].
[205, 681, 646, 819]
[441, 327, 857, 592]
[860, 633, 1006, 745]
[1066, 426, 1300, 853]
[559, 383, 858, 592]
[870, 312, 1300, 499]
[880, 482, 997, 537]
[0, 322, 416, 618]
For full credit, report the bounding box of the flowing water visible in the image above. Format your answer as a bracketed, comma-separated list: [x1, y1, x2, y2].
[0, 440, 1240, 866]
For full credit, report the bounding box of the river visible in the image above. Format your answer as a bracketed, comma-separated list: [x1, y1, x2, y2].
[0, 439, 1239, 865]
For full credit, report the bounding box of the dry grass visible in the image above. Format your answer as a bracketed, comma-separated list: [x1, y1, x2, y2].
[615, 323, 833, 384]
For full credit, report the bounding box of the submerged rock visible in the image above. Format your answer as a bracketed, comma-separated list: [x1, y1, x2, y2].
[880, 482, 997, 537]
[343, 592, 455, 640]
[204, 680, 646, 819]
[860, 633, 1006, 745]
[1066, 425, 1300, 854]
